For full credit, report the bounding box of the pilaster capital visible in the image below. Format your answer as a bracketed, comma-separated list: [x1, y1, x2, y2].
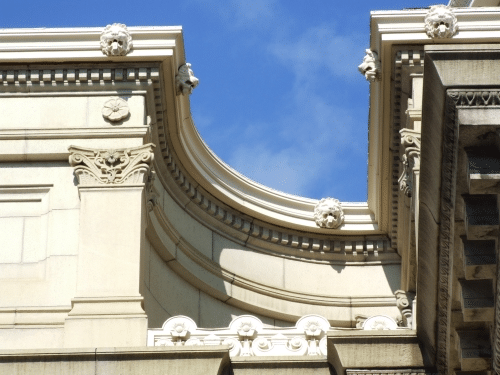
[68, 144, 155, 186]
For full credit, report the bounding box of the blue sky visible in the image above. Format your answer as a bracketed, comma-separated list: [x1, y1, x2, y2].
[1, 0, 436, 201]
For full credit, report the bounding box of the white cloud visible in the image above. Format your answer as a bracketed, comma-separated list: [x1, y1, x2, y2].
[268, 24, 364, 81]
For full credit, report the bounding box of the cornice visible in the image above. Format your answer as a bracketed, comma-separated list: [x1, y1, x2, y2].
[0, 26, 184, 63]
[164, 111, 379, 234]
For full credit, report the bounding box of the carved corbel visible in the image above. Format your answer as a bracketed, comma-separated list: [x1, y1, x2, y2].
[68, 144, 155, 186]
[395, 290, 415, 328]
[358, 49, 380, 82]
[398, 129, 421, 197]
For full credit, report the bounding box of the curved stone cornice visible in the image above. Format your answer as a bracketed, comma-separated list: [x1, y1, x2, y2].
[158, 113, 378, 234]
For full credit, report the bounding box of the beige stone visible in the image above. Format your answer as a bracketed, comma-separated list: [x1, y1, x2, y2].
[148, 248, 201, 322]
[162, 190, 213, 259]
[231, 356, 333, 375]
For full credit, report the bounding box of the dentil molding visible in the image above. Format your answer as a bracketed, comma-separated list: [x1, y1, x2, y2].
[100, 23, 133, 56]
[68, 144, 155, 186]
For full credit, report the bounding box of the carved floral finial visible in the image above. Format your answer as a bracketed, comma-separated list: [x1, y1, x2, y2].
[102, 97, 129, 122]
[100, 23, 132, 56]
[176, 63, 199, 95]
[424, 5, 458, 39]
[358, 49, 380, 82]
[314, 198, 345, 229]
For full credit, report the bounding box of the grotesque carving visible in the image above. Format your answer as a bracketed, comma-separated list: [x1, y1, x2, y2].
[358, 49, 380, 82]
[424, 5, 458, 39]
[176, 63, 199, 95]
[100, 23, 132, 56]
[314, 198, 345, 229]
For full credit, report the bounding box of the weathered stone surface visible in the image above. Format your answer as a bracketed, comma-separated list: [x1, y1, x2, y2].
[0, 346, 229, 375]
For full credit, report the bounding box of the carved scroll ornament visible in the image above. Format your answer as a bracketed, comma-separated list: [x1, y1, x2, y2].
[395, 290, 415, 328]
[149, 314, 329, 357]
[398, 129, 421, 197]
[68, 144, 155, 186]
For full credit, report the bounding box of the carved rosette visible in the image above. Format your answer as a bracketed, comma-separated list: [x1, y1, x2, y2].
[100, 23, 132, 56]
[358, 49, 380, 82]
[314, 197, 345, 229]
[398, 129, 421, 197]
[68, 144, 155, 186]
[102, 97, 129, 122]
[424, 5, 458, 39]
[176, 63, 199, 95]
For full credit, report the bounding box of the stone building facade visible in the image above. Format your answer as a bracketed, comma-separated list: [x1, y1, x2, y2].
[1, 1, 500, 374]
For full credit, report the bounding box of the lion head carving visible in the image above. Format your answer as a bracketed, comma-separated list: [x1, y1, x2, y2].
[176, 63, 199, 95]
[313, 198, 345, 229]
[358, 49, 380, 82]
[424, 5, 458, 39]
[100, 23, 132, 56]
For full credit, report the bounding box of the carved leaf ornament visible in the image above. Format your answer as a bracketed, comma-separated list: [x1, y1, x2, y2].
[68, 144, 154, 185]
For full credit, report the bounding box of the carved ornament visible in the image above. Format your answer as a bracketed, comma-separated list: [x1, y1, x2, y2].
[148, 314, 329, 357]
[358, 49, 380, 82]
[395, 290, 415, 328]
[424, 5, 458, 39]
[100, 23, 132, 56]
[314, 197, 345, 229]
[176, 63, 199, 95]
[362, 315, 398, 330]
[398, 129, 421, 198]
[102, 97, 129, 122]
[68, 144, 155, 186]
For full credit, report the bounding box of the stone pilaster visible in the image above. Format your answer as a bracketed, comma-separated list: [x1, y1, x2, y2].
[64, 144, 154, 348]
